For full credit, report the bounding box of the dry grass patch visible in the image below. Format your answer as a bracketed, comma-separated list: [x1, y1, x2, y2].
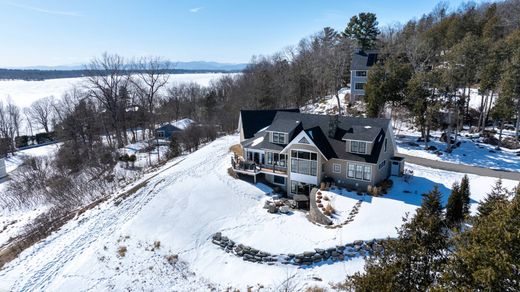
[118, 245, 127, 257]
[229, 144, 243, 156]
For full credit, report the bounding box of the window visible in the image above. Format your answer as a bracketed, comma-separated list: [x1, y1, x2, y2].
[266, 152, 287, 167]
[298, 137, 309, 144]
[157, 131, 165, 138]
[290, 150, 318, 176]
[379, 160, 386, 170]
[333, 163, 341, 173]
[363, 165, 371, 181]
[272, 132, 286, 144]
[384, 138, 388, 152]
[351, 141, 367, 154]
[274, 175, 285, 185]
[356, 165, 363, 179]
[348, 164, 355, 178]
[355, 83, 365, 90]
[356, 71, 367, 77]
[359, 142, 366, 153]
[347, 163, 371, 181]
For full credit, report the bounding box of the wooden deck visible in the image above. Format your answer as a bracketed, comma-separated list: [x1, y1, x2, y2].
[232, 166, 288, 177]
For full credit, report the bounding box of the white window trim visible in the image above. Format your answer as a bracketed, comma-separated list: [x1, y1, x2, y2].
[350, 141, 367, 154]
[271, 131, 287, 144]
[333, 163, 341, 173]
[346, 162, 372, 182]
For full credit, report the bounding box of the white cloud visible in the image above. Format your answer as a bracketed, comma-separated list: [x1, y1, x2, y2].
[5, 2, 80, 16]
[189, 7, 204, 13]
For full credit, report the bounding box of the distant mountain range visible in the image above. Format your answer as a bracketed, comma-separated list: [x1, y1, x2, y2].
[7, 61, 248, 71]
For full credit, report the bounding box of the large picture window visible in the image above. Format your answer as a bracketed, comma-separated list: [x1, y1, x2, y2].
[290, 150, 318, 176]
[347, 163, 371, 182]
[356, 71, 367, 77]
[266, 152, 287, 167]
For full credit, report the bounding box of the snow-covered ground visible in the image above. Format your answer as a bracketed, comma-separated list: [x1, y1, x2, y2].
[1, 135, 517, 291]
[396, 128, 520, 172]
[4, 143, 61, 174]
[0, 73, 237, 108]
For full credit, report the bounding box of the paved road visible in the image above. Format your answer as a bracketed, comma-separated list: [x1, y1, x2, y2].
[397, 153, 520, 181]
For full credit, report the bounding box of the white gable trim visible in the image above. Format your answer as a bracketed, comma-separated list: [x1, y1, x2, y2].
[279, 130, 328, 161]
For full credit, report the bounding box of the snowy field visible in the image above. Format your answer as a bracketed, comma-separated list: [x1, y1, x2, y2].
[395, 128, 520, 172]
[0, 135, 517, 291]
[0, 73, 236, 108]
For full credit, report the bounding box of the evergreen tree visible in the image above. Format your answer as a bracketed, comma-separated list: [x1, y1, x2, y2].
[459, 175, 471, 217]
[477, 179, 509, 218]
[438, 184, 520, 291]
[168, 137, 181, 158]
[345, 186, 448, 291]
[344, 12, 380, 51]
[446, 182, 463, 228]
[365, 58, 412, 117]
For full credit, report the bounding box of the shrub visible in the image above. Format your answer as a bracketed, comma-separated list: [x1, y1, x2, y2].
[118, 246, 127, 257]
[325, 204, 335, 214]
[165, 254, 178, 265]
[154, 240, 161, 249]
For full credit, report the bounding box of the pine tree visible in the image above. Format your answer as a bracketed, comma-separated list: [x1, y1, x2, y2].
[446, 182, 463, 228]
[459, 175, 471, 217]
[477, 179, 509, 218]
[343, 12, 380, 51]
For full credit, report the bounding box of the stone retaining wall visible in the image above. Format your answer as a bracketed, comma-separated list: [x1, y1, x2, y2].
[309, 188, 333, 225]
[211, 232, 384, 266]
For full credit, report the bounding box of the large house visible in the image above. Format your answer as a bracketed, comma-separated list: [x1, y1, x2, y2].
[234, 110, 404, 196]
[350, 50, 378, 102]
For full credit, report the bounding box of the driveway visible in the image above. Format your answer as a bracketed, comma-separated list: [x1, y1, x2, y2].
[397, 153, 520, 181]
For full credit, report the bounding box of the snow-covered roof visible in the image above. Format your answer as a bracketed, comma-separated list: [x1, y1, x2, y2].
[172, 118, 195, 130]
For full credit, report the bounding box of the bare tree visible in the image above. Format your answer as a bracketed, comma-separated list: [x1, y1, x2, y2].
[84, 53, 130, 148]
[27, 96, 55, 133]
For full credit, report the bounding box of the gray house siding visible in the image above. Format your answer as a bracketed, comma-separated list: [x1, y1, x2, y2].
[350, 70, 368, 101]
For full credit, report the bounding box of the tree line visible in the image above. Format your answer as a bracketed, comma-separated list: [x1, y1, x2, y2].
[363, 0, 520, 150]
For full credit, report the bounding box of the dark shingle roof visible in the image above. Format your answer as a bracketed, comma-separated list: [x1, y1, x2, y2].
[351, 50, 378, 71]
[266, 119, 301, 133]
[156, 124, 182, 132]
[242, 112, 390, 164]
[240, 109, 300, 139]
[342, 125, 382, 141]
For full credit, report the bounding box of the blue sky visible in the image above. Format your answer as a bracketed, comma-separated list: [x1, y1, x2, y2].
[0, 0, 488, 67]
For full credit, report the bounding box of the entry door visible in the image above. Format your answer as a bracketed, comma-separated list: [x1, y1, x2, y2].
[391, 161, 400, 176]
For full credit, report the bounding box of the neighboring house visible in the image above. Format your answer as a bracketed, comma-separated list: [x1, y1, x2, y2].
[238, 109, 300, 142]
[155, 118, 197, 140]
[233, 111, 404, 196]
[0, 158, 6, 178]
[350, 50, 378, 102]
[155, 124, 182, 140]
